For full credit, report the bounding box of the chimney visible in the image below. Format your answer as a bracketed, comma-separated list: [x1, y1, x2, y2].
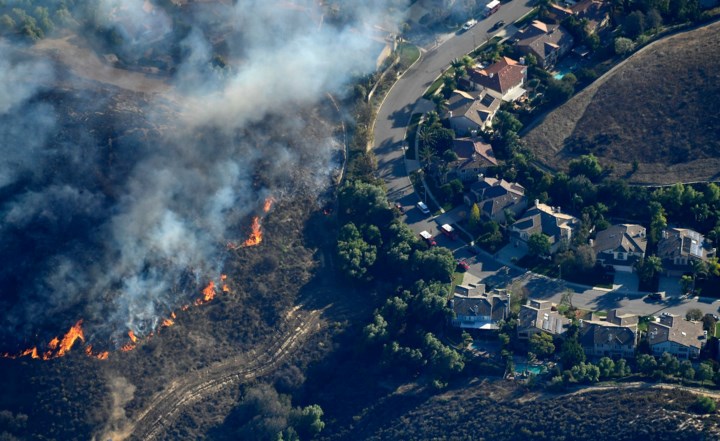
[534, 199, 539, 207]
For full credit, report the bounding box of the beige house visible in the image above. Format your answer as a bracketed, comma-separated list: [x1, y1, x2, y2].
[517, 300, 570, 340]
[464, 176, 527, 224]
[648, 315, 704, 360]
[510, 200, 580, 253]
[579, 310, 638, 359]
[593, 224, 647, 272]
[515, 20, 574, 69]
[451, 283, 509, 330]
[657, 228, 716, 277]
[462, 56, 528, 102]
[445, 90, 502, 135]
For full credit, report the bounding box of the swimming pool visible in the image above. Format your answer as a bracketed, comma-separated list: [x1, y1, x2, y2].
[515, 363, 546, 375]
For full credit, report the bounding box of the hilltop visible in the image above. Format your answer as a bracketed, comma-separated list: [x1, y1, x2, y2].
[523, 21, 720, 185]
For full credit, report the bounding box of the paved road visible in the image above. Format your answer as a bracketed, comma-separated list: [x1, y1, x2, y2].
[371, 3, 720, 319]
[374, 0, 535, 210]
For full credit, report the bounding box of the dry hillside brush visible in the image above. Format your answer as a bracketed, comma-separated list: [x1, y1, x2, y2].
[524, 21, 720, 184]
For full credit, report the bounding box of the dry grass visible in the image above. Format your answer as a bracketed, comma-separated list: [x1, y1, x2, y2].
[524, 21, 720, 185]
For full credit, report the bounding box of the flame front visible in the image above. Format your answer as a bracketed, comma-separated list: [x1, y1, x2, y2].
[128, 330, 138, 343]
[263, 197, 274, 213]
[195, 281, 216, 305]
[243, 217, 262, 247]
[56, 320, 85, 357]
[161, 318, 174, 327]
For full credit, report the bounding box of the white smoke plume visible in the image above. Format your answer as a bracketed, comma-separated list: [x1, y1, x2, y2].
[0, 0, 408, 349]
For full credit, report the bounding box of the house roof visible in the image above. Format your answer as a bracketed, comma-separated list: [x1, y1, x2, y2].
[648, 316, 704, 350]
[467, 57, 527, 95]
[580, 320, 636, 348]
[467, 177, 526, 216]
[518, 301, 570, 335]
[593, 224, 647, 255]
[512, 201, 578, 241]
[657, 228, 715, 261]
[453, 284, 508, 321]
[451, 138, 497, 165]
[447, 90, 501, 127]
[516, 21, 574, 62]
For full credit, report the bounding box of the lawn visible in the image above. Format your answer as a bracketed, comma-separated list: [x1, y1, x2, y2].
[397, 43, 420, 70]
[715, 322, 720, 338]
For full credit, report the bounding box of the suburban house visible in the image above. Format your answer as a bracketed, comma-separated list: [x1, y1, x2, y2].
[510, 200, 580, 253]
[515, 20, 575, 69]
[648, 315, 704, 360]
[657, 228, 716, 277]
[579, 312, 638, 359]
[451, 283, 509, 330]
[461, 56, 528, 102]
[517, 300, 570, 340]
[442, 138, 498, 183]
[592, 224, 648, 272]
[548, 1, 610, 34]
[445, 89, 502, 135]
[464, 176, 527, 224]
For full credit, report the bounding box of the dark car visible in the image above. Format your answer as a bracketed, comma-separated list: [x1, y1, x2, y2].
[490, 20, 505, 32]
[394, 202, 405, 213]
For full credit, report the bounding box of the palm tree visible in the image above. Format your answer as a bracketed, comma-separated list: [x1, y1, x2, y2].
[419, 145, 436, 168]
[417, 126, 437, 151]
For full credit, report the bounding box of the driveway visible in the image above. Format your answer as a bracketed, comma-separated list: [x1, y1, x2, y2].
[658, 276, 682, 297]
[613, 272, 639, 293]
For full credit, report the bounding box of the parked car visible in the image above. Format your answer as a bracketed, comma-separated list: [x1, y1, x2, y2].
[440, 224, 458, 240]
[490, 20, 505, 32]
[419, 230, 437, 247]
[394, 202, 405, 213]
[417, 201, 430, 214]
[457, 259, 470, 271]
[647, 292, 666, 301]
[462, 19, 477, 31]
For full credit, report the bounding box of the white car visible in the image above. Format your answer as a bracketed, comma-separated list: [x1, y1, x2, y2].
[462, 19, 477, 31]
[417, 201, 430, 214]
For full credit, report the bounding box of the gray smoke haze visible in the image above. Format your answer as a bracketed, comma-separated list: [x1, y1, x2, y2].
[0, 0, 407, 348]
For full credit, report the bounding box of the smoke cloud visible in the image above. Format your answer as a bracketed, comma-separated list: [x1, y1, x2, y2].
[0, 0, 407, 349]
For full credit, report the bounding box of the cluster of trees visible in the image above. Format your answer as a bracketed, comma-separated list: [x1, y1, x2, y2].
[217, 384, 324, 441]
[0, 1, 63, 40]
[336, 181, 455, 284]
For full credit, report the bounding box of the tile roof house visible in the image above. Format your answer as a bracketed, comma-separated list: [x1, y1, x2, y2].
[592, 224, 647, 272]
[451, 283, 509, 330]
[579, 314, 638, 359]
[445, 89, 502, 135]
[517, 300, 571, 340]
[515, 20, 574, 69]
[462, 56, 528, 102]
[547, 1, 610, 34]
[443, 138, 498, 183]
[510, 200, 580, 253]
[464, 176, 527, 224]
[657, 228, 716, 277]
[648, 315, 705, 360]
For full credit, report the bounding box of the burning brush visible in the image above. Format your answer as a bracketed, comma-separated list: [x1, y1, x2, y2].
[227, 197, 274, 250]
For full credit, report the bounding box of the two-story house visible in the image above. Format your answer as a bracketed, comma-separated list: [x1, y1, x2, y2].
[464, 176, 527, 224]
[657, 228, 716, 277]
[510, 200, 580, 253]
[648, 314, 704, 360]
[461, 56, 528, 102]
[592, 224, 648, 272]
[515, 20, 575, 69]
[442, 138, 498, 183]
[517, 300, 571, 340]
[451, 283, 509, 330]
[445, 89, 502, 135]
[579, 311, 638, 359]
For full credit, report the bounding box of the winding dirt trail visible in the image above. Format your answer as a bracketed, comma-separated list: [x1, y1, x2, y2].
[121, 304, 325, 441]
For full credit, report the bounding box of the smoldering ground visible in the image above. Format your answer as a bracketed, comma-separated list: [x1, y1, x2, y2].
[0, 0, 407, 350]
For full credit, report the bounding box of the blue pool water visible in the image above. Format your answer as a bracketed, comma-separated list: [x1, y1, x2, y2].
[515, 363, 546, 375]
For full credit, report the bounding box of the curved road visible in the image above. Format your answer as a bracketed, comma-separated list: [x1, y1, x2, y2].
[373, 0, 534, 209]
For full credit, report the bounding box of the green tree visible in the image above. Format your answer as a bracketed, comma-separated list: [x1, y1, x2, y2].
[692, 396, 717, 414]
[363, 313, 389, 345]
[569, 154, 603, 181]
[528, 233, 551, 257]
[635, 255, 662, 285]
[614, 358, 631, 377]
[423, 332, 465, 381]
[680, 360, 695, 383]
[614, 37, 634, 56]
[469, 203, 481, 232]
[337, 223, 377, 280]
[697, 362, 713, 385]
[623, 10, 645, 39]
[658, 352, 680, 376]
[598, 357, 615, 379]
[680, 275, 693, 295]
[686, 308, 704, 322]
[290, 404, 325, 439]
[529, 332, 555, 358]
[637, 354, 657, 376]
[648, 201, 667, 243]
[560, 337, 585, 369]
[411, 247, 455, 282]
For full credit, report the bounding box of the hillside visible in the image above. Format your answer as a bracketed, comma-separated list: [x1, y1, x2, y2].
[333, 380, 720, 441]
[523, 21, 720, 185]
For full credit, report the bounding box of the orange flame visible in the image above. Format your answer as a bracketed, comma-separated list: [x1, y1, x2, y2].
[220, 274, 227, 281]
[222, 284, 230, 292]
[56, 320, 85, 357]
[195, 281, 216, 305]
[243, 217, 262, 247]
[128, 330, 138, 343]
[161, 318, 174, 327]
[171, 311, 177, 319]
[20, 347, 40, 359]
[47, 337, 59, 350]
[263, 197, 274, 213]
[95, 351, 109, 360]
[120, 343, 135, 352]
